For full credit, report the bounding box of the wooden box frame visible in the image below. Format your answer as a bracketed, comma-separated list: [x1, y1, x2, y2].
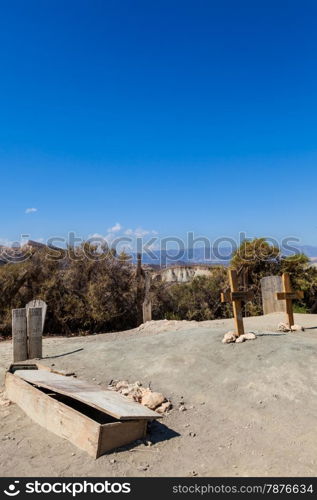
[5, 366, 148, 458]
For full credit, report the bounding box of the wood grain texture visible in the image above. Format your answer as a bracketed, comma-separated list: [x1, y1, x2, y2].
[27, 307, 43, 359]
[283, 273, 294, 327]
[228, 269, 245, 337]
[275, 273, 303, 327]
[98, 420, 147, 456]
[261, 276, 286, 314]
[5, 372, 100, 458]
[12, 309, 28, 362]
[15, 370, 161, 420]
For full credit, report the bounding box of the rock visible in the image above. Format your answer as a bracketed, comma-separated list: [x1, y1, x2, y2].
[110, 458, 116, 464]
[141, 391, 166, 410]
[189, 432, 196, 437]
[116, 380, 129, 391]
[291, 324, 305, 332]
[235, 332, 256, 343]
[222, 331, 237, 344]
[156, 401, 172, 414]
[113, 380, 170, 413]
[179, 405, 187, 412]
[278, 322, 290, 332]
[243, 332, 256, 340]
[121, 388, 131, 396]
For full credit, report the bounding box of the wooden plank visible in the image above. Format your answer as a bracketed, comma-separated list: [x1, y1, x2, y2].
[261, 276, 286, 314]
[276, 291, 304, 300]
[221, 290, 231, 303]
[221, 290, 253, 303]
[26, 299, 47, 333]
[228, 269, 245, 337]
[98, 421, 147, 457]
[231, 291, 253, 301]
[15, 370, 161, 420]
[5, 372, 100, 458]
[27, 307, 43, 359]
[283, 273, 294, 327]
[12, 309, 28, 362]
[142, 272, 152, 322]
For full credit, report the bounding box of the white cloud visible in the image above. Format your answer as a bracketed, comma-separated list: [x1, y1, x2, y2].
[124, 227, 158, 238]
[107, 222, 122, 233]
[25, 208, 38, 214]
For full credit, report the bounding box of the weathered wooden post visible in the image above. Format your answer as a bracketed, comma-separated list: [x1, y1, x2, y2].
[27, 307, 43, 359]
[142, 271, 152, 322]
[136, 253, 145, 326]
[276, 272, 304, 327]
[12, 308, 28, 362]
[221, 269, 253, 337]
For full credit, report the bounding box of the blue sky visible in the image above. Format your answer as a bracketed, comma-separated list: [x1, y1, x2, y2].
[0, 0, 317, 248]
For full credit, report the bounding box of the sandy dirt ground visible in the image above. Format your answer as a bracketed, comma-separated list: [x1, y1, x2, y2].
[1, 312, 317, 478]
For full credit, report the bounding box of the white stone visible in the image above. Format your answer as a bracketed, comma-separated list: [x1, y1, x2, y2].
[291, 324, 305, 332]
[141, 391, 166, 410]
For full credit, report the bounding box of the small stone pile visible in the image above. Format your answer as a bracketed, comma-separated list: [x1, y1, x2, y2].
[278, 322, 305, 332]
[108, 380, 172, 414]
[222, 331, 256, 344]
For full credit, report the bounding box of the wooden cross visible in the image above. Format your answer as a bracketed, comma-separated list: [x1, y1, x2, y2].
[275, 272, 304, 327]
[221, 269, 253, 337]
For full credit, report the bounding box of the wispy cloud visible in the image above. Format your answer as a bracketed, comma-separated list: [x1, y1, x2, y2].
[107, 222, 122, 233]
[25, 208, 38, 214]
[88, 224, 159, 252]
[124, 227, 158, 238]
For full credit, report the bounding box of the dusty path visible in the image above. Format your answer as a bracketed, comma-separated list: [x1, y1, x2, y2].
[1, 312, 317, 477]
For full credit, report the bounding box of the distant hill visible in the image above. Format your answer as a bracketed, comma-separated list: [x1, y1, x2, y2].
[1, 241, 316, 268]
[133, 244, 317, 267]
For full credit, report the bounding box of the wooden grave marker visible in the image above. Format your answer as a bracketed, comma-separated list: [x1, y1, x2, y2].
[27, 307, 43, 359]
[275, 272, 304, 327]
[221, 269, 253, 337]
[26, 299, 47, 333]
[260, 275, 286, 314]
[12, 308, 28, 362]
[142, 271, 152, 322]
